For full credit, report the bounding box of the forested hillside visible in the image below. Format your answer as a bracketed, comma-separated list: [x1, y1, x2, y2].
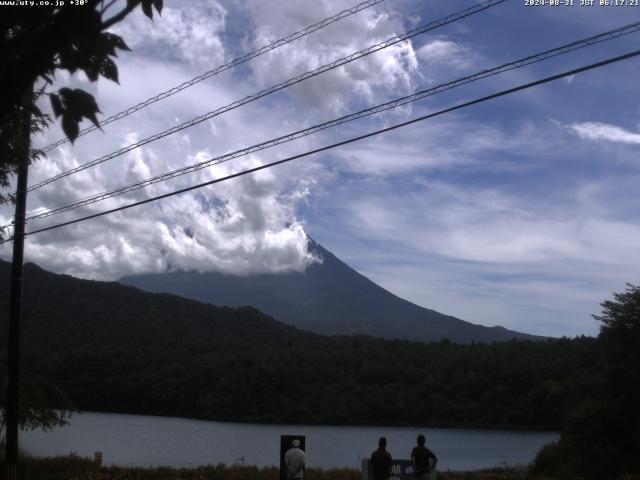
[25, 336, 597, 430]
[0, 261, 315, 353]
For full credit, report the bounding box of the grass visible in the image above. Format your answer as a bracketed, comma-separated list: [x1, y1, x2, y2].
[0, 455, 536, 480]
[3, 455, 640, 480]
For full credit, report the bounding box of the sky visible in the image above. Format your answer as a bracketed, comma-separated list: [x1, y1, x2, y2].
[1, 0, 639, 337]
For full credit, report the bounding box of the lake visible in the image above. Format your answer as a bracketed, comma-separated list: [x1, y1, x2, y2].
[20, 412, 557, 471]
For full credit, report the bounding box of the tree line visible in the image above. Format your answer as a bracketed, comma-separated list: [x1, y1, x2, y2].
[23, 336, 597, 430]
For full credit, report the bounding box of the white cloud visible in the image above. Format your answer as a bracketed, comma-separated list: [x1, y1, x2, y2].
[110, 1, 228, 70]
[243, 0, 418, 115]
[329, 116, 567, 177]
[416, 39, 477, 80]
[568, 122, 640, 145]
[17, 152, 320, 280]
[343, 178, 640, 268]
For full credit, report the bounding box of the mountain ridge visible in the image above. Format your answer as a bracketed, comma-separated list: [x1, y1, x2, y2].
[0, 259, 316, 353]
[121, 239, 542, 343]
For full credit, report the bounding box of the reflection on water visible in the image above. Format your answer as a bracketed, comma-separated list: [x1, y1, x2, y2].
[21, 412, 557, 471]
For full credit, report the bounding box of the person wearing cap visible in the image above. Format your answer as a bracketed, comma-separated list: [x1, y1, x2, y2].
[411, 434, 437, 480]
[285, 439, 305, 480]
[370, 437, 393, 480]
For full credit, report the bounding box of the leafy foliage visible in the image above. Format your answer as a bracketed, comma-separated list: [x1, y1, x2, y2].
[0, 89, 48, 208]
[532, 284, 640, 479]
[0, 360, 74, 452]
[0, 0, 163, 205]
[49, 88, 102, 143]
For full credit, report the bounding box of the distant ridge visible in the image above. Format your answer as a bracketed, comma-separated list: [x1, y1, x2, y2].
[0, 260, 315, 354]
[121, 239, 542, 343]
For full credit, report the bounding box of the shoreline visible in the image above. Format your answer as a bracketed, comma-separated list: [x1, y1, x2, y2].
[61, 410, 561, 434]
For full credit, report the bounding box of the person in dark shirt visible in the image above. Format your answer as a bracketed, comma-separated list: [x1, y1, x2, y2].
[411, 434, 437, 479]
[370, 437, 393, 480]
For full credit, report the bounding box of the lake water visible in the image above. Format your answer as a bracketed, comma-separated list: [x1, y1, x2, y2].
[20, 412, 557, 471]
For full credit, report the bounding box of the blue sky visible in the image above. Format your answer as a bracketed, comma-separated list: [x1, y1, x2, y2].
[1, 0, 639, 337]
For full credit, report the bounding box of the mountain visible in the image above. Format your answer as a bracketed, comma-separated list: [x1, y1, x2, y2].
[0, 260, 315, 353]
[121, 240, 541, 343]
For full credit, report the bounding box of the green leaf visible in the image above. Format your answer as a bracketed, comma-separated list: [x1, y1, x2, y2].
[141, 0, 153, 19]
[58, 45, 80, 74]
[58, 88, 101, 128]
[50, 94, 63, 118]
[83, 62, 100, 82]
[85, 111, 100, 129]
[103, 32, 131, 53]
[100, 57, 119, 83]
[61, 114, 79, 143]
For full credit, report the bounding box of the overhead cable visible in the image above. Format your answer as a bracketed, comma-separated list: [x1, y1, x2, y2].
[41, 0, 389, 153]
[3, 48, 637, 243]
[26, 0, 508, 193]
[20, 21, 640, 222]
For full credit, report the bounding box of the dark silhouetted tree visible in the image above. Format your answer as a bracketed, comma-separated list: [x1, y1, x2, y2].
[0, 0, 164, 205]
[592, 284, 640, 476]
[0, 0, 163, 431]
[0, 360, 75, 451]
[533, 284, 640, 479]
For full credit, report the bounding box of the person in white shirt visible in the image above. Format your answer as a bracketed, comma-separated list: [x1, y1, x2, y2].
[285, 439, 305, 480]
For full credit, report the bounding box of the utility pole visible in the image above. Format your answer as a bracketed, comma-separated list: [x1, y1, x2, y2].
[5, 96, 31, 480]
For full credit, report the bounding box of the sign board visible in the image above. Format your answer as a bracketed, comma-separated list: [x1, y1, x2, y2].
[280, 435, 306, 480]
[361, 458, 414, 480]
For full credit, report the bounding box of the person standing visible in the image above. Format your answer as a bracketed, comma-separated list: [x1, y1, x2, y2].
[411, 434, 437, 480]
[370, 437, 393, 480]
[285, 439, 305, 480]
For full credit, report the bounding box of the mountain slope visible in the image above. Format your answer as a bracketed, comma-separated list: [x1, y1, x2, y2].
[0, 260, 315, 353]
[121, 240, 541, 343]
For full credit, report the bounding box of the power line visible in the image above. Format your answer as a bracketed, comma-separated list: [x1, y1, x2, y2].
[40, 0, 389, 154]
[19, 21, 640, 223]
[4, 48, 637, 244]
[31, 0, 507, 191]
[25, 0, 508, 193]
